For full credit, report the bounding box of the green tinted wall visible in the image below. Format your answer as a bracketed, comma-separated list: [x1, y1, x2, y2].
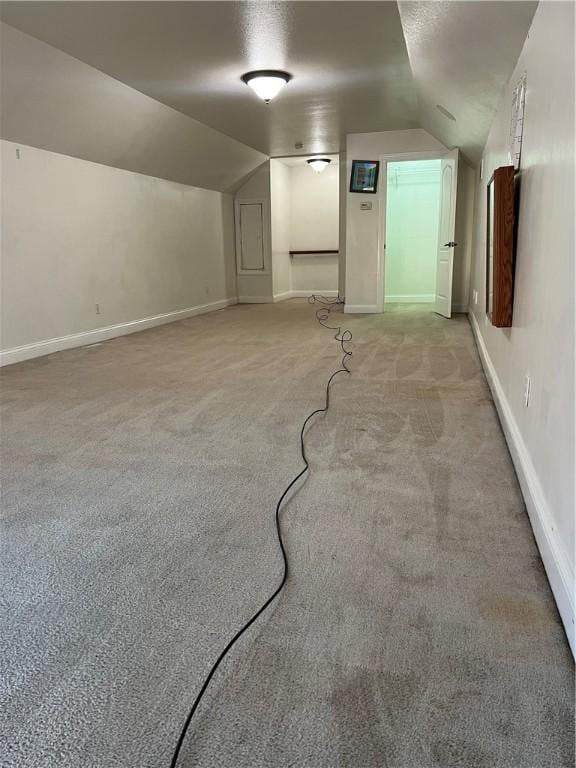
[384, 160, 441, 302]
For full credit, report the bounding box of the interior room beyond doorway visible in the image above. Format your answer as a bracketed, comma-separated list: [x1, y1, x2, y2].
[271, 154, 339, 299]
[384, 159, 441, 306]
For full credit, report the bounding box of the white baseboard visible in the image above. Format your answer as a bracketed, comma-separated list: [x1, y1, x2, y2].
[272, 291, 293, 303]
[469, 311, 575, 656]
[342, 302, 468, 316]
[0, 297, 237, 366]
[273, 290, 339, 302]
[385, 294, 435, 303]
[344, 304, 380, 314]
[237, 296, 275, 304]
[383, 297, 469, 313]
[290, 290, 338, 299]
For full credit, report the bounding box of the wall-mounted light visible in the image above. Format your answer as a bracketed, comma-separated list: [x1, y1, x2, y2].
[306, 157, 331, 173]
[241, 70, 292, 102]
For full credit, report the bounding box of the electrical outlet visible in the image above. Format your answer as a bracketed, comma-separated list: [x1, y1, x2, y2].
[524, 375, 531, 408]
[95, 303, 101, 315]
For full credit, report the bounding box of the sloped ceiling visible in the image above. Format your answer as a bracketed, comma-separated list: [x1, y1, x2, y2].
[0, 23, 268, 192]
[0, 1, 537, 168]
[0, 1, 418, 158]
[398, 1, 538, 162]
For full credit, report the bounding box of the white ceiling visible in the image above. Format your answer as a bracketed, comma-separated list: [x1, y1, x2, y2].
[0, 1, 537, 163]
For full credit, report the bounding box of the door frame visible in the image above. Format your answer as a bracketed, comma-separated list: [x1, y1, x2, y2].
[376, 151, 448, 313]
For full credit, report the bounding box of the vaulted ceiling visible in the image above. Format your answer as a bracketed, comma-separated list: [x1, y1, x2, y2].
[0, 1, 537, 164]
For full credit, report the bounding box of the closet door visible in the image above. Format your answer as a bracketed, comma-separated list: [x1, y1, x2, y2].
[434, 148, 459, 318]
[238, 202, 265, 271]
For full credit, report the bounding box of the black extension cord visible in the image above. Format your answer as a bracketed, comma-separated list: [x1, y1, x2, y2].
[169, 294, 353, 767]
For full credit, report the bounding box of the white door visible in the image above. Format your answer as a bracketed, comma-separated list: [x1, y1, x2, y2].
[435, 149, 459, 318]
[238, 203, 264, 271]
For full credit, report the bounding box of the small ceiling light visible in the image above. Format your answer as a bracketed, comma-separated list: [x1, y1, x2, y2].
[306, 157, 332, 173]
[241, 70, 292, 103]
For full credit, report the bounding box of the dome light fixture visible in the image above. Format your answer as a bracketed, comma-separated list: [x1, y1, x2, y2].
[241, 70, 292, 103]
[306, 157, 331, 173]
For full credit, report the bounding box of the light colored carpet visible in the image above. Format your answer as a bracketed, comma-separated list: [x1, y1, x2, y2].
[1, 301, 573, 768]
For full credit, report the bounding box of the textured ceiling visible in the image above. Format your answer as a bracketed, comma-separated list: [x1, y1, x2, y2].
[398, 1, 538, 161]
[0, 1, 538, 163]
[0, 1, 418, 157]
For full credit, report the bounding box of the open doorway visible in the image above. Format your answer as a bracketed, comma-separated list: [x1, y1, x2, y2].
[379, 150, 459, 317]
[384, 159, 442, 307]
[270, 155, 339, 300]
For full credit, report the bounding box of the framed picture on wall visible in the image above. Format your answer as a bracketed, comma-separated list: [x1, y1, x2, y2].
[350, 160, 380, 194]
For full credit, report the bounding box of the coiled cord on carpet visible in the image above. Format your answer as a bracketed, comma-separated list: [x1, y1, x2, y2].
[169, 294, 353, 767]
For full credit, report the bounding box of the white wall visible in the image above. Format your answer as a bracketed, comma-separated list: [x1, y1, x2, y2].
[270, 160, 292, 299]
[0, 141, 237, 363]
[290, 163, 339, 250]
[468, 1, 575, 652]
[453, 160, 476, 314]
[234, 163, 273, 302]
[344, 128, 474, 313]
[289, 162, 339, 293]
[385, 160, 441, 302]
[290, 254, 338, 294]
[0, 23, 267, 192]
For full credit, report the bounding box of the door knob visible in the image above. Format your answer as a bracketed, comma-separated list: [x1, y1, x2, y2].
[443, 241, 458, 247]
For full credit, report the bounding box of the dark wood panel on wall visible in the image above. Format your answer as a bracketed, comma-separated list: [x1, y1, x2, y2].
[486, 165, 515, 327]
[289, 250, 339, 256]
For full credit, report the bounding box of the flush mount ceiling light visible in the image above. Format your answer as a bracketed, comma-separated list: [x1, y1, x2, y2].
[241, 70, 292, 103]
[306, 157, 332, 173]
